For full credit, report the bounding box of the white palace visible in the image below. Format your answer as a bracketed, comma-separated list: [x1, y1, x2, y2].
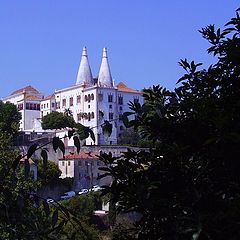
[3, 47, 143, 145]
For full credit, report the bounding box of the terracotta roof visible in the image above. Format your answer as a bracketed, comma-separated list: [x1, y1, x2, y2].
[11, 86, 40, 95]
[60, 151, 99, 160]
[25, 95, 42, 101]
[43, 94, 55, 100]
[116, 82, 141, 93]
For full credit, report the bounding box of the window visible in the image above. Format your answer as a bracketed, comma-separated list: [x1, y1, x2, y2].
[97, 161, 101, 166]
[85, 95, 88, 102]
[26, 103, 30, 109]
[56, 101, 60, 109]
[44, 104, 46, 109]
[77, 113, 81, 121]
[68, 161, 71, 166]
[46, 103, 49, 108]
[118, 95, 123, 105]
[37, 104, 40, 110]
[41, 104, 43, 109]
[78, 161, 82, 166]
[91, 112, 94, 119]
[109, 104, 112, 109]
[108, 94, 113, 102]
[17, 103, 23, 110]
[88, 94, 91, 103]
[119, 106, 123, 111]
[91, 93, 94, 100]
[88, 112, 91, 121]
[119, 114, 123, 121]
[79, 173, 81, 179]
[109, 112, 114, 120]
[62, 99, 66, 107]
[98, 93, 103, 101]
[51, 102, 55, 108]
[77, 95, 81, 104]
[70, 97, 73, 106]
[88, 105, 90, 109]
[62, 161, 65, 166]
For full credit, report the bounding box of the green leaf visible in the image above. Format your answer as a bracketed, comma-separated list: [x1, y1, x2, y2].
[73, 136, 81, 153]
[52, 209, 59, 227]
[27, 144, 38, 159]
[88, 128, 95, 143]
[58, 139, 65, 158]
[41, 149, 48, 162]
[102, 121, 112, 137]
[12, 155, 22, 171]
[41, 149, 48, 173]
[52, 137, 59, 152]
[68, 129, 74, 139]
[24, 158, 30, 178]
[42, 200, 50, 215]
[78, 126, 90, 140]
[122, 112, 134, 128]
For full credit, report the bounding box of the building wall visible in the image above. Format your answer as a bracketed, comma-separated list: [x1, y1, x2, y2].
[3, 92, 42, 131]
[41, 98, 56, 117]
[58, 158, 112, 191]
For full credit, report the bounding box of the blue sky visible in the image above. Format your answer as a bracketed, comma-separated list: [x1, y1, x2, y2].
[0, 1, 238, 97]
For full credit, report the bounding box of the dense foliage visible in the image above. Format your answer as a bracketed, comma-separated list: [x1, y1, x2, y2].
[99, 10, 240, 240]
[42, 111, 76, 130]
[53, 193, 102, 240]
[35, 159, 62, 185]
[0, 101, 21, 135]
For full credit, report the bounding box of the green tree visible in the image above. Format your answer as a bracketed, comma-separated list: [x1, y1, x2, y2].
[0, 101, 21, 135]
[55, 193, 102, 240]
[35, 159, 62, 185]
[42, 111, 76, 130]
[118, 127, 140, 146]
[99, 9, 240, 240]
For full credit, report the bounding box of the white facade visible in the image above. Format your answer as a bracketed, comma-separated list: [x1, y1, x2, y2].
[41, 94, 56, 117]
[2, 48, 143, 145]
[54, 47, 143, 145]
[2, 86, 43, 131]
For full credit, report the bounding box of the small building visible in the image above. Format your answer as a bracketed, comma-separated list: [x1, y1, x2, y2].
[58, 151, 112, 191]
[2, 86, 43, 131]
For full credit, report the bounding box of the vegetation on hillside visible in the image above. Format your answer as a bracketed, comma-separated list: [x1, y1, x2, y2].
[0, 8, 239, 240]
[99, 9, 240, 240]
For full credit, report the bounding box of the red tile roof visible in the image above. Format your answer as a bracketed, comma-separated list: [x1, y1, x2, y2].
[43, 94, 55, 100]
[11, 86, 40, 95]
[60, 151, 99, 160]
[116, 82, 141, 93]
[25, 95, 42, 101]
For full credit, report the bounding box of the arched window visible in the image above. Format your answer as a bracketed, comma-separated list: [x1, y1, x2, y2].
[91, 112, 94, 118]
[85, 95, 87, 102]
[88, 112, 91, 121]
[91, 93, 94, 100]
[88, 94, 91, 102]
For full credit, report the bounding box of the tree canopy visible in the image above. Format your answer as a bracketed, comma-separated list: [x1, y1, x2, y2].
[41, 111, 76, 130]
[0, 101, 21, 135]
[99, 9, 240, 240]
